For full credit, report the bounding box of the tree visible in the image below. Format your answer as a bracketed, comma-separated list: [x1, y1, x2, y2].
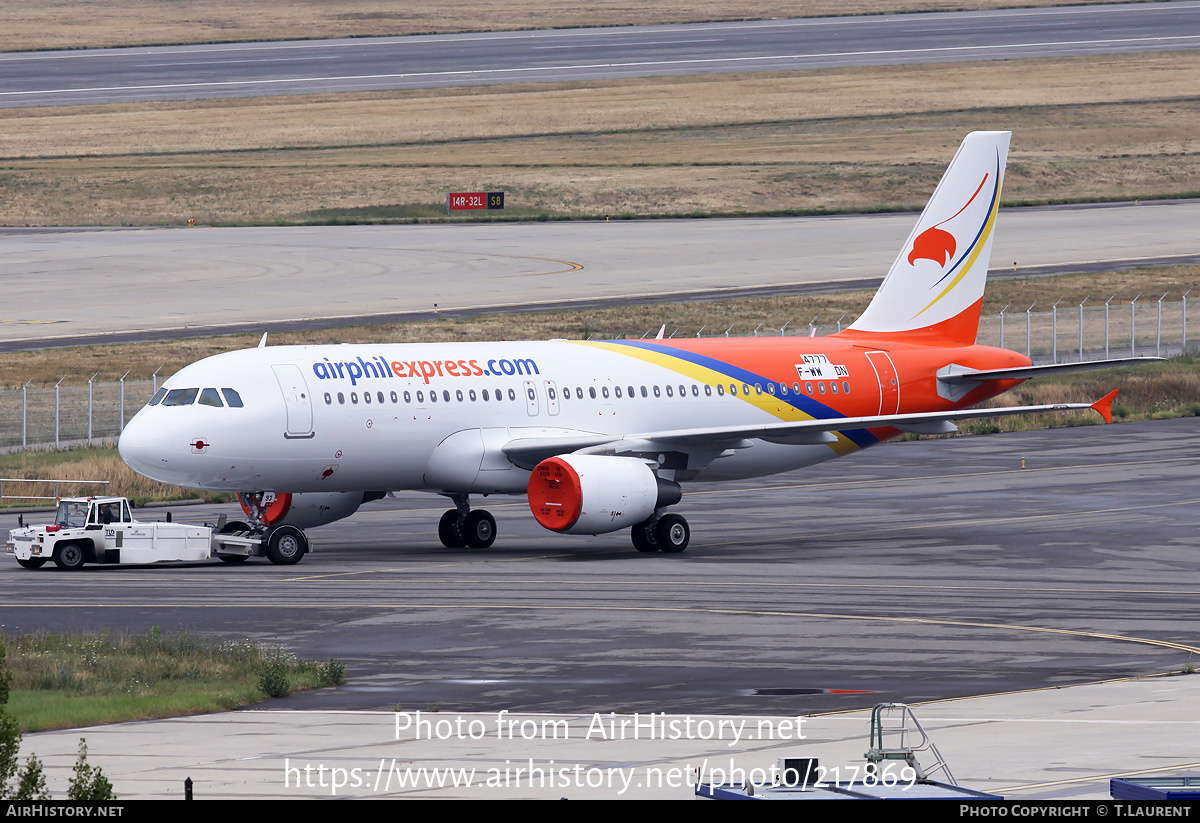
[0, 641, 20, 798]
[1, 641, 104, 801]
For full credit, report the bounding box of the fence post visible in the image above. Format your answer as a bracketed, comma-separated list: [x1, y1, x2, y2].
[999, 304, 1009, 349]
[696, 324, 706, 338]
[1184, 290, 1192, 353]
[1156, 294, 1167, 357]
[54, 377, 66, 447]
[1105, 295, 1115, 359]
[724, 324, 735, 338]
[87, 371, 99, 445]
[1026, 303, 1035, 359]
[1051, 298, 1063, 363]
[753, 322, 764, 338]
[21, 378, 31, 449]
[780, 320, 790, 337]
[1131, 293, 1142, 357]
[119, 370, 131, 432]
[1078, 297, 1088, 361]
[808, 316, 818, 338]
[152, 365, 164, 393]
[835, 313, 847, 334]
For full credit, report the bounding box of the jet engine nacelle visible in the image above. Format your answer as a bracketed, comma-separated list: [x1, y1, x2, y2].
[527, 454, 681, 535]
[240, 491, 378, 529]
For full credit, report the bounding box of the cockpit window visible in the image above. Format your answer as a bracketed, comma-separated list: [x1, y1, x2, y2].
[148, 388, 167, 406]
[199, 388, 224, 407]
[221, 389, 244, 408]
[162, 388, 199, 406]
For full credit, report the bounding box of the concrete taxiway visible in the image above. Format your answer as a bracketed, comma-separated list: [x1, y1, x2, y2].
[3, 414, 1198, 799]
[3, 418, 1197, 716]
[3, 418, 1198, 799]
[14, 677, 1200, 799]
[4, 199, 1200, 349]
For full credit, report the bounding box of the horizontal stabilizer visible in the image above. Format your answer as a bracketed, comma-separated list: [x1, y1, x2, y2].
[939, 357, 1163, 385]
[1091, 388, 1120, 425]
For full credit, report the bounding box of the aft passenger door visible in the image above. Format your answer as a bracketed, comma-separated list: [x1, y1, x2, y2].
[272, 363, 315, 438]
[864, 351, 900, 415]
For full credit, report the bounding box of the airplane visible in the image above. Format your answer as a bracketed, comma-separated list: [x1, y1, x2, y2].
[117, 131, 1158, 562]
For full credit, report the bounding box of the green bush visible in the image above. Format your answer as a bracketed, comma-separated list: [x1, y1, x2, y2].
[258, 656, 292, 699]
[318, 659, 345, 687]
[14, 754, 49, 801]
[67, 739, 114, 801]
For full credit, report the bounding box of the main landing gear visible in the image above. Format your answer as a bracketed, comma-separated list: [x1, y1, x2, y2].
[630, 512, 690, 554]
[438, 493, 497, 549]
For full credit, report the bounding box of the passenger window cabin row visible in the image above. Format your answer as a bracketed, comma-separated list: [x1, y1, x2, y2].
[321, 380, 852, 406]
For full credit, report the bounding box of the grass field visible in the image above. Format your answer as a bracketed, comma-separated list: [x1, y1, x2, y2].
[0, 1, 1119, 52]
[4, 630, 343, 732]
[4, 51, 1200, 225]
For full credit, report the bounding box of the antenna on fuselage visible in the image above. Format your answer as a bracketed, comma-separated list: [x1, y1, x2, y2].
[258, 332, 268, 348]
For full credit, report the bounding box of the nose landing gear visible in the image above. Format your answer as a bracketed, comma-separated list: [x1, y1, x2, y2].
[236, 491, 309, 565]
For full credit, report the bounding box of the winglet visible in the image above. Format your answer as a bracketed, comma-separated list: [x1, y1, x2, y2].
[1091, 389, 1120, 424]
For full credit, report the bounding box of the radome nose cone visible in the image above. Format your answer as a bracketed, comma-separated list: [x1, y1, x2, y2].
[118, 413, 164, 478]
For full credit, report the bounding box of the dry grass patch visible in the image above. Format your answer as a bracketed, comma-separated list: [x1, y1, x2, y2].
[1, 266, 1196, 388]
[0, 449, 224, 503]
[0, 1, 1118, 52]
[7, 54, 1200, 158]
[4, 53, 1200, 224]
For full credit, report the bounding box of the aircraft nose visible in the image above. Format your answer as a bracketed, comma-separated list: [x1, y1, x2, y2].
[118, 411, 174, 481]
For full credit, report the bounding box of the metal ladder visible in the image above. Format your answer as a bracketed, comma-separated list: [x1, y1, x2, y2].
[864, 703, 955, 784]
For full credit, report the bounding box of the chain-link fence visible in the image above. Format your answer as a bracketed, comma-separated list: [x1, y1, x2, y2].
[594, 298, 1196, 364]
[2, 296, 1192, 451]
[0, 378, 157, 450]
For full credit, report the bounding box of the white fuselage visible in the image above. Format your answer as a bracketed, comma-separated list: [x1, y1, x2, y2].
[117, 340, 865, 496]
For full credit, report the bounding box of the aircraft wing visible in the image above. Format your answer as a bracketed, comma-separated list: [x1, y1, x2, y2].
[938, 357, 1162, 384]
[502, 391, 1119, 466]
[627, 391, 1118, 445]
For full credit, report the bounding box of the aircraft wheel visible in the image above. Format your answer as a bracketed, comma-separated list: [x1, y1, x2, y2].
[655, 514, 690, 554]
[438, 510, 466, 548]
[463, 510, 497, 549]
[264, 525, 307, 565]
[16, 557, 47, 569]
[53, 542, 87, 570]
[631, 520, 658, 553]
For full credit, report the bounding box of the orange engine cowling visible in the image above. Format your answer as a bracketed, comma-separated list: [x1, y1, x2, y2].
[527, 455, 680, 535]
